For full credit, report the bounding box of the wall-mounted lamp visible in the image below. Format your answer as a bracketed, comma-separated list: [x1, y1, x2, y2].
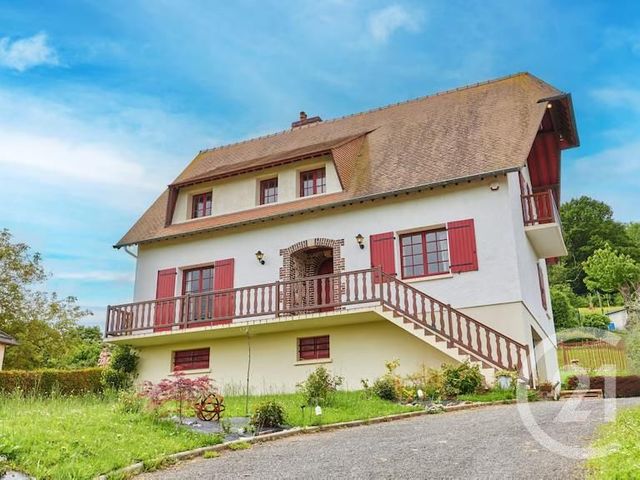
[489, 182, 500, 191]
[255, 250, 265, 265]
[355, 233, 365, 249]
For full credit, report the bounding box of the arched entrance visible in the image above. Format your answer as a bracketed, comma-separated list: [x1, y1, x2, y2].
[279, 238, 344, 312]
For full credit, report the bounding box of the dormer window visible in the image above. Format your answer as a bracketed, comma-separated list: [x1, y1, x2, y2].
[191, 192, 212, 218]
[300, 167, 326, 197]
[259, 178, 278, 205]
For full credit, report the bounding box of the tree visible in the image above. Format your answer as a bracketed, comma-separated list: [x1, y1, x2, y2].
[583, 244, 640, 328]
[140, 371, 212, 422]
[557, 197, 638, 295]
[0, 229, 91, 369]
[627, 222, 640, 249]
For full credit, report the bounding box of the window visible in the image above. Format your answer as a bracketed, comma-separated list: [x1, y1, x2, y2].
[400, 229, 450, 279]
[191, 192, 212, 218]
[259, 177, 278, 205]
[300, 168, 326, 197]
[183, 266, 214, 320]
[173, 348, 210, 371]
[297, 335, 330, 361]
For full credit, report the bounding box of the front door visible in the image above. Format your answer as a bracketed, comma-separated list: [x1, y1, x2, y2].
[316, 258, 334, 311]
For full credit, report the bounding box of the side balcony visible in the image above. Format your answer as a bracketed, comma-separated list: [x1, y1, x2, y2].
[521, 188, 567, 258]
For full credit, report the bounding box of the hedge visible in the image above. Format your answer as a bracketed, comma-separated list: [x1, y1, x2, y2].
[0, 367, 104, 396]
[567, 375, 640, 398]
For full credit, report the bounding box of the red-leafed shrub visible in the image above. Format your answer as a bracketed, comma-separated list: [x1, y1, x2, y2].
[0, 368, 104, 395]
[140, 370, 213, 422]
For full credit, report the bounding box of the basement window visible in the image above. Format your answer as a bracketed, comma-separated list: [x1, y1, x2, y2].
[173, 348, 210, 371]
[297, 335, 330, 361]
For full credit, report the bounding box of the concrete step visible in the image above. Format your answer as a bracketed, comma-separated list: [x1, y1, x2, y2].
[559, 389, 603, 399]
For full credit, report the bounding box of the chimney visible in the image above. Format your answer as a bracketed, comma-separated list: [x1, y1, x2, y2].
[291, 110, 322, 129]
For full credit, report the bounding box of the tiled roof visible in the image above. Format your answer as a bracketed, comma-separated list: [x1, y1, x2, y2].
[0, 330, 17, 345]
[117, 72, 566, 247]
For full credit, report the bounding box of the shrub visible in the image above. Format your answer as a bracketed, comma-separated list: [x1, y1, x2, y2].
[297, 366, 343, 406]
[551, 285, 580, 330]
[371, 375, 398, 401]
[567, 375, 580, 390]
[405, 365, 444, 401]
[250, 400, 286, 430]
[0, 367, 104, 396]
[110, 344, 139, 375]
[140, 372, 212, 422]
[442, 362, 483, 397]
[101, 368, 131, 391]
[581, 312, 611, 330]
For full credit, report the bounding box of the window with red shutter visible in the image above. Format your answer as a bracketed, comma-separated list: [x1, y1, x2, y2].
[173, 348, 210, 371]
[297, 335, 330, 361]
[399, 229, 449, 279]
[447, 219, 478, 273]
[213, 258, 235, 323]
[537, 264, 548, 310]
[370, 232, 396, 283]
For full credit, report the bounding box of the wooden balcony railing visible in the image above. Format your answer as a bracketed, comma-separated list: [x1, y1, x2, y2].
[522, 188, 560, 226]
[106, 267, 531, 378]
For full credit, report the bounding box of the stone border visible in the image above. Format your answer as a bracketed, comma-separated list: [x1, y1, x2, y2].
[95, 400, 518, 479]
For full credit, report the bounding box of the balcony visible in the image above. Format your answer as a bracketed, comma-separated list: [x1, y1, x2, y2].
[521, 188, 567, 258]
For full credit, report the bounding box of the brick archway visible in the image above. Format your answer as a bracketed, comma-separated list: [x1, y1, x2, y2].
[279, 238, 345, 281]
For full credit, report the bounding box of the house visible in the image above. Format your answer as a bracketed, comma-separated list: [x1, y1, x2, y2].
[106, 73, 579, 393]
[0, 330, 17, 370]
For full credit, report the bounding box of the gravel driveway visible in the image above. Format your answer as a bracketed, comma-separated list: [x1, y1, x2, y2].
[140, 398, 640, 480]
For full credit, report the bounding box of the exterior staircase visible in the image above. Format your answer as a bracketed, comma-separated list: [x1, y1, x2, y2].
[375, 271, 532, 386]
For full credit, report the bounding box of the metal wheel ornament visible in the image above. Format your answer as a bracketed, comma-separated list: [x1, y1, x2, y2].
[194, 392, 225, 421]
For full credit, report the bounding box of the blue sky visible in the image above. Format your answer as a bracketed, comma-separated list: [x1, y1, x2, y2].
[1, 0, 639, 327]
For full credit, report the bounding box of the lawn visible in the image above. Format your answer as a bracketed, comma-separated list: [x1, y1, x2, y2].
[0, 390, 419, 478]
[0, 394, 222, 479]
[223, 390, 422, 426]
[588, 405, 640, 478]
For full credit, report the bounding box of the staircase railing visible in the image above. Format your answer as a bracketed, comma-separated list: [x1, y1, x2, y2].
[379, 271, 532, 378]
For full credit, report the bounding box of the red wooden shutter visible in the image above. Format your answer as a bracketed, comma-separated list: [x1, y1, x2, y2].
[370, 232, 396, 283]
[214, 258, 235, 323]
[154, 268, 176, 332]
[447, 219, 478, 273]
[537, 264, 548, 310]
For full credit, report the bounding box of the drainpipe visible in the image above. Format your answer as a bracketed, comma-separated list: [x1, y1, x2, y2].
[123, 245, 138, 259]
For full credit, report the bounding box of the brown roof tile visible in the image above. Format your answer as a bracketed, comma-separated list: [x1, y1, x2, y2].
[116, 72, 569, 247]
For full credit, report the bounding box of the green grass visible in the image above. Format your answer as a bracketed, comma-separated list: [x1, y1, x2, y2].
[578, 306, 623, 315]
[223, 390, 421, 426]
[588, 405, 640, 478]
[0, 394, 222, 479]
[457, 389, 515, 403]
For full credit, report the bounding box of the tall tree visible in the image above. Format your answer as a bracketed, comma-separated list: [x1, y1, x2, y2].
[556, 196, 638, 295]
[0, 229, 91, 369]
[583, 244, 640, 328]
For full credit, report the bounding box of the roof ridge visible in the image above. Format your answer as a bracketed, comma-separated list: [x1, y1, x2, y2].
[197, 72, 531, 155]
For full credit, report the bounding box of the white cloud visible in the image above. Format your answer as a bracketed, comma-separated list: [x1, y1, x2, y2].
[55, 271, 135, 282]
[0, 32, 59, 71]
[367, 5, 423, 44]
[591, 87, 640, 112]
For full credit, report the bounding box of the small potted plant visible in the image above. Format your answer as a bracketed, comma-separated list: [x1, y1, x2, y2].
[537, 382, 554, 399]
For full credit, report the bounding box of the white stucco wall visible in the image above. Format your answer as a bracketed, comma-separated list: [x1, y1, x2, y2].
[0, 345, 5, 370]
[126, 175, 561, 384]
[171, 156, 341, 223]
